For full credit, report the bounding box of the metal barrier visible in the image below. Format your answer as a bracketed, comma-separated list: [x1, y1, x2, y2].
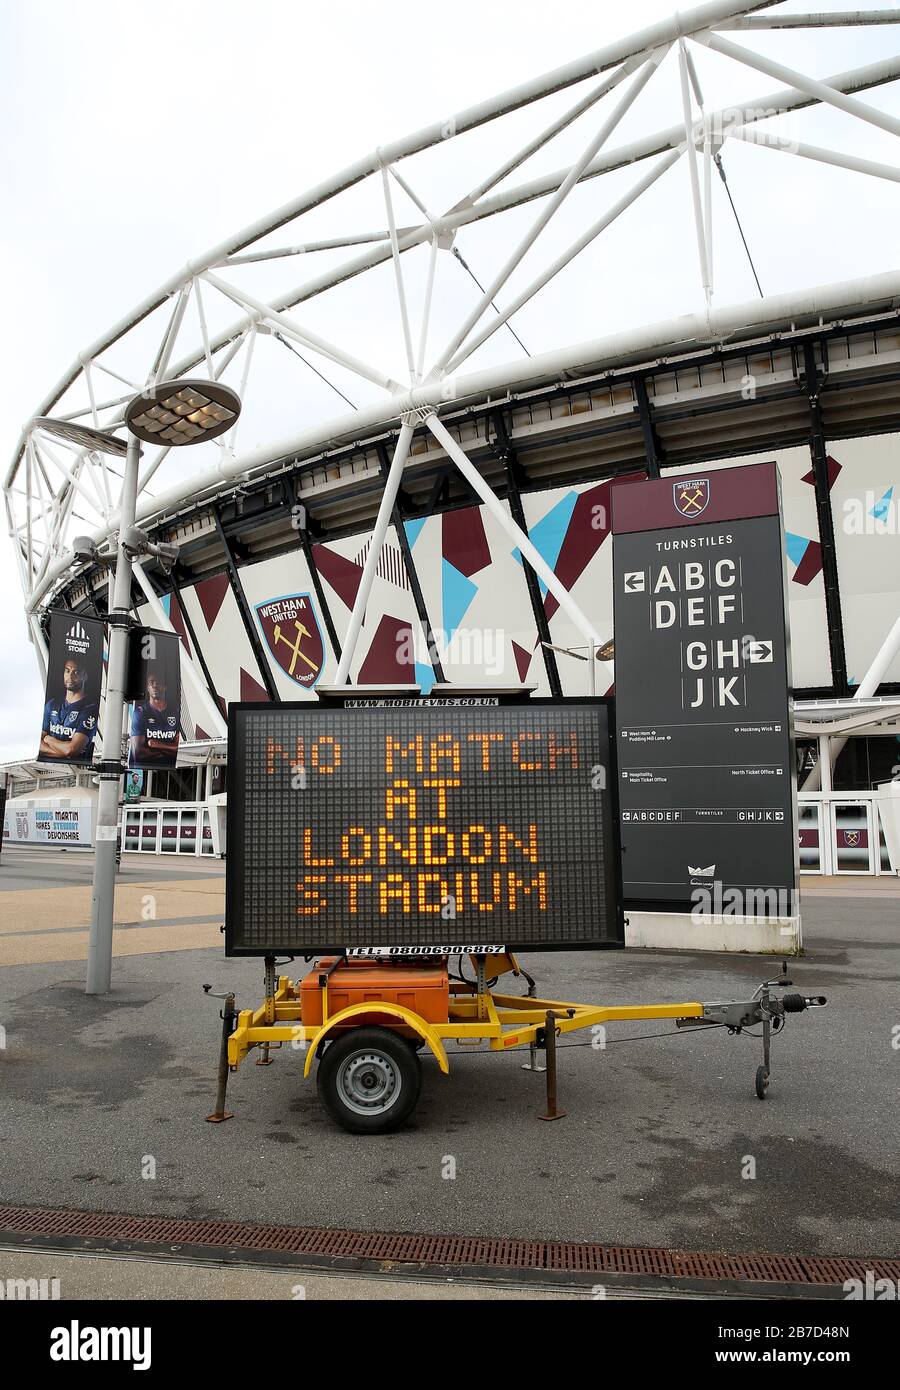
[798, 793, 896, 876]
[117, 794, 897, 876]
[120, 802, 220, 857]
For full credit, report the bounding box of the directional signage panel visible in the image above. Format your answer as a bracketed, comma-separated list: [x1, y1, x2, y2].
[611, 462, 797, 908]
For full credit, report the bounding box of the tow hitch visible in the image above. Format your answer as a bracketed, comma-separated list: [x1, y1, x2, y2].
[677, 962, 827, 1098]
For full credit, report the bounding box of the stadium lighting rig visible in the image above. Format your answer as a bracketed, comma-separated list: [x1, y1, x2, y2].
[123, 379, 240, 448]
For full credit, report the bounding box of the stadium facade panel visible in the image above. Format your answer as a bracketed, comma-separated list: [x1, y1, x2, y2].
[57, 310, 900, 734]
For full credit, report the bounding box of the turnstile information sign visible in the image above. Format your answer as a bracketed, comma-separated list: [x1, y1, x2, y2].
[611, 462, 797, 908]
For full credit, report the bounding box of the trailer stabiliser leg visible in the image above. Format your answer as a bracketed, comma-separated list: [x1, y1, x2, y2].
[757, 1009, 772, 1100]
[521, 969, 545, 1074]
[257, 956, 277, 1066]
[204, 987, 236, 1123]
[539, 1010, 570, 1122]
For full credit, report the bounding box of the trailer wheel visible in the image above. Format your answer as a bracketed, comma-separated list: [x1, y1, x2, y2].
[316, 1026, 421, 1134]
[755, 1065, 769, 1100]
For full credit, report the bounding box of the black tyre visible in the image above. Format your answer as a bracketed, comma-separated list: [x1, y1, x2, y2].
[755, 1065, 769, 1100]
[316, 1026, 422, 1134]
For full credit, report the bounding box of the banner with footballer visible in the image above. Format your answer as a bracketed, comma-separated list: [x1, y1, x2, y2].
[127, 628, 182, 770]
[37, 612, 104, 765]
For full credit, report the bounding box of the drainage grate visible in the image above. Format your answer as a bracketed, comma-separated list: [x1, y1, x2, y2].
[0, 1204, 897, 1289]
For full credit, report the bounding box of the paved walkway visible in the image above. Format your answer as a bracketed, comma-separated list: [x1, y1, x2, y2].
[0, 1248, 581, 1301]
[802, 875, 900, 898]
[0, 850, 223, 966]
[1, 851, 894, 969]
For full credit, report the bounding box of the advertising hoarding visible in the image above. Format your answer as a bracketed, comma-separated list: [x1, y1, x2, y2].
[3, 804, 93, 847]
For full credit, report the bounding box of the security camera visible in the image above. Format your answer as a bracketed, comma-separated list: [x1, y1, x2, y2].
[120, 525, 150, 559]
[153, 542, 180, 573]
[119, 526, 179, 571]
[72, 536, 98, 562]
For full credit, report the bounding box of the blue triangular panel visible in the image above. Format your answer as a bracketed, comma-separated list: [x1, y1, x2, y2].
[441, 558, 478, 638]
[512, 491, 578, 596]
[870, 487, 894, 523]
[415, 661, 436, 695]
[160, 593, 172, 619]
[405, 518, 427, 550]
[785, 532, 809, 569]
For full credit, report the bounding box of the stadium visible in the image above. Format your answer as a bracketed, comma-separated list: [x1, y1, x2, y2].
[4, 1, 900, 1321]
[5, 0, 900, 882]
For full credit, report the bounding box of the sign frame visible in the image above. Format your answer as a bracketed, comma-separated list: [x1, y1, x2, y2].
[224, 695, 624, 958]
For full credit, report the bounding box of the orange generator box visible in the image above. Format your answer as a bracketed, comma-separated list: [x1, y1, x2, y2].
[300, 957, 450, 1030]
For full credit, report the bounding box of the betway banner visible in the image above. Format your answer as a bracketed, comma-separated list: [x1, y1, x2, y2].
[37, 611, 104, 766]
[611, 462, 797, 909]
[127, 628, 182, 770]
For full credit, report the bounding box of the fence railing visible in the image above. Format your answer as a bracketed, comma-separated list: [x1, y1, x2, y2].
[798, 791, 897, 876]
[120, 801, 223, 857]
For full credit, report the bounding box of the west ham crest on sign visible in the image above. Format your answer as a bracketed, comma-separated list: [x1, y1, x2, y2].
[256, 593, 324, 688]
[673, 478, 710, 517]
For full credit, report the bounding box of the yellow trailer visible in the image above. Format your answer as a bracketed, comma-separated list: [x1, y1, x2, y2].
[205, 953, 826, 1133]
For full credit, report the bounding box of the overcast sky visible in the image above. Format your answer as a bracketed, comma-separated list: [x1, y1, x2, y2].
[2, 0, 900, 762]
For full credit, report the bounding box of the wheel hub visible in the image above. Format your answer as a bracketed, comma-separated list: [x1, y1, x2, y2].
[339, 1050, 402, 1116]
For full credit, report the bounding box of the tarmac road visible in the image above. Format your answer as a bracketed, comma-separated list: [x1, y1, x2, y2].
[0, 849, 897, 1260]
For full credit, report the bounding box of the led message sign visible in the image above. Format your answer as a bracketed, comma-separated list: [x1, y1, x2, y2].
[225, 700, 621, 955]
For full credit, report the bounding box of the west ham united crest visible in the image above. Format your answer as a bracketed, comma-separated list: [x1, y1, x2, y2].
[255, 593, 324, 688]
[673, 477, 710, 517]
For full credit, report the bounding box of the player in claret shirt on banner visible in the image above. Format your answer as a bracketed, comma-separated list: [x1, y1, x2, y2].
[129, 664, 180, 768]
[39, 656, 99, 761]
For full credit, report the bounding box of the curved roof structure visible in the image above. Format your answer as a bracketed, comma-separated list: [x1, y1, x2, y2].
[6, 0, 900, 681]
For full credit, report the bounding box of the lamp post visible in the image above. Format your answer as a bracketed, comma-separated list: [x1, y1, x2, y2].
[37, 378, 240, 996]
